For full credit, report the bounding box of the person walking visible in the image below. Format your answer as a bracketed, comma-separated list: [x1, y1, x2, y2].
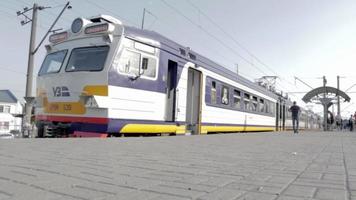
[289, 101, 301, 134]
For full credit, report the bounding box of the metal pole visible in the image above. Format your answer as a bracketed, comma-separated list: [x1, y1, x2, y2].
[33, 2, 70, 54]
[337, 75, 340, 117]
[24, 3, 38, 138]
[323, 76, 327, 131]
[141, 8, 146, 29]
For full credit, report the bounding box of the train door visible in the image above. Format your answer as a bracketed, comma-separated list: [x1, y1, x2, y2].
[186, 68, 202, 135]
[165, 60, 178, 121]
[276, 102, 279, 131]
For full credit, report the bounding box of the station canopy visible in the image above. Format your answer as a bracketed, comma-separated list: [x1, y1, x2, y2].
[302, 86, 351, 103]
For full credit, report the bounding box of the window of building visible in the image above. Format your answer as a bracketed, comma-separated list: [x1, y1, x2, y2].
[0, 105, 10, 113]
[244, 93, 250, 110]
[221, 86, 229, 105]
[259, 99, 265, 113]
[233, 90, 241, 109]
[0, 122, 9, 130]
[211, 81, 217, 104]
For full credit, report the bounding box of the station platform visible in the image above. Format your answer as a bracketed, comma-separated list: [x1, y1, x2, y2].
[0, 131, 355, 200]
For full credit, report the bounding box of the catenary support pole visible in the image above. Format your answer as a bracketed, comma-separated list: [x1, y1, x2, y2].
[24, 3, 38, 138]
[337, 75, 340, 117]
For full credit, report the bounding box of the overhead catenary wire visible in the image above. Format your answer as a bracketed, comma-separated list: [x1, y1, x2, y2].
[160, 0, 269, 77]
[185, 0, 297, 88]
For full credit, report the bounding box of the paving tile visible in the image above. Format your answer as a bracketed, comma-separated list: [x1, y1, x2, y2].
[314, 188, 347, 200]
[142, 185, 205, 199]
[0, 131, 354, 199]
[282, 185, 317, 198]
[196, 188, 244, 200]
[237, 191, 278, 200]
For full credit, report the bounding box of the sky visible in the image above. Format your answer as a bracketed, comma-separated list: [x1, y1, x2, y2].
[1, 0, 356, 117]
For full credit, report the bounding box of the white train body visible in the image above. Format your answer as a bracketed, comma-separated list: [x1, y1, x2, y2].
[35, 15, 319, 137]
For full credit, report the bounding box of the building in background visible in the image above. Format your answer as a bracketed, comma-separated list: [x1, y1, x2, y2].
[0, 90, 22, 136]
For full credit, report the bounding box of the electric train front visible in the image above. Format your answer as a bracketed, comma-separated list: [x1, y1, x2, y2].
[35, 15, 122, 137]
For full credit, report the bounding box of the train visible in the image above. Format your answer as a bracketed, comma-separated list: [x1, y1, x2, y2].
[35, 15, 321, 137]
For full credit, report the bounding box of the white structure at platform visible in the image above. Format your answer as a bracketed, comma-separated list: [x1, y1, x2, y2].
[0, 90, 22, 135]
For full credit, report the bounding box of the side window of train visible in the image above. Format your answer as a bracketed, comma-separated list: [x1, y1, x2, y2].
[259, 98, 265, 113]
[211, 81, 217, 104]
[265, 101, 269, 114]
[233, 89, 241, 109]
[118, 49, 141, 75]
[244, 93, 250, 111]
[221, 85, 229, 105]
[118, 49, 157, 79]
[270, 102, 275, 115]
[251, 96, 258, 111]
[140, 56, 157, 78]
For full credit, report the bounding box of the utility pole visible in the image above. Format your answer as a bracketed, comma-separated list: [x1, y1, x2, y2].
[323, 76, 328, 131]
[337, 75, 340, 117]
[141, 8, 146, 29]
[140, 8, 156, 30]
[17, 2, 71, 138]
[16, 3, 40, 138]
[235, 64, 239, 76]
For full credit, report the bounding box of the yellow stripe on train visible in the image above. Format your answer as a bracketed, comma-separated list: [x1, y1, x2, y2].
[120, 124, 275, 134]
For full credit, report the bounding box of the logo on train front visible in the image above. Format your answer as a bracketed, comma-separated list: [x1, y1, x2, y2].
[52, 86, 70, 97]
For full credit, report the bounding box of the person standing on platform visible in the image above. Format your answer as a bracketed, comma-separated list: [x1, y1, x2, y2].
[289, 101, 301, 134]
[349, 115, 354, 132]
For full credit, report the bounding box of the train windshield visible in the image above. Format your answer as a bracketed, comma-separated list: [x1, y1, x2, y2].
[39, 50, 67, 75]
[65, 46, 109, 72]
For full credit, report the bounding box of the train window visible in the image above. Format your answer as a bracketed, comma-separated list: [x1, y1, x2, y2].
[118, 49, 141, 75]
[66, 46, 109, 72]
[244, 93, 250, 110]
[221, 86, 229, 105]
[259, 99, 265, 112]
[233, 90, 241, 109]
[39, 50, 67, 75]
[251, 96, 258, 111]
[141, 56, 157, 78]
[270, 103, 275, 115]
[211, 81, 217, 104]
[265, 101, 269, 113]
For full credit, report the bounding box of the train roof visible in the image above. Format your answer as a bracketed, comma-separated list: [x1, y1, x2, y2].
[122, 25, 279, 99]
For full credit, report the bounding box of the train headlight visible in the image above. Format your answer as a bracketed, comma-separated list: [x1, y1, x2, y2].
[71, 18, 84, 33]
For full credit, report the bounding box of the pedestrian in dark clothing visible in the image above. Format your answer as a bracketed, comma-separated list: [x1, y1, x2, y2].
[349, 115, 354, 132]
[289, 101, 301, 134]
